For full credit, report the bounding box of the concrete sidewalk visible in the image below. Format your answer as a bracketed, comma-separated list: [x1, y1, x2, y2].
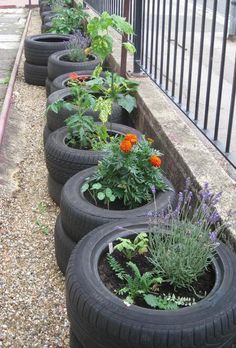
[0, 0, 38, 8]
[0, 7, 28, 111]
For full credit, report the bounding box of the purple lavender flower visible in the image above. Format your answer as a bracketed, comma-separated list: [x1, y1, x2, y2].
[67, 32, 91, 50]
[209, 231, 217, 242]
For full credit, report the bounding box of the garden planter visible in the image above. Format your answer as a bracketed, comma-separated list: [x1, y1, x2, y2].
[49, 70, 107, 96]
[66, 219, 236, 348]
[24, 34, 71, 66]
[47, 50, 100, 81]
[41, 21, 52, 34]
[59, 166, 176, 243]
[24, 62, 48, 86]
[46, 88, 125, 133]
[45, 123, 143, 195]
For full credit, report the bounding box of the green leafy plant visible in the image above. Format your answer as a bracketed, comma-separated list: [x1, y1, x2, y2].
[107, 254, 163, 305]
[148, 179, 228, 289]
[114, 233, 149, 259]
[87, 11, 135, 62]
[49, 6, 89, 34]
[83, 137, 169, 209]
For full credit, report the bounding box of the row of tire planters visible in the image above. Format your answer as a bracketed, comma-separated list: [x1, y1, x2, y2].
[44, 123, 143, 205]
[46, 69, 106, 97]
[39, 0, 72, 15]
[66, 218, 236, 348]
[44, 88, 124, 142]
[54, 166, 176, 274]
[46, 50, 100, 95]
[24, 34, 71, 86]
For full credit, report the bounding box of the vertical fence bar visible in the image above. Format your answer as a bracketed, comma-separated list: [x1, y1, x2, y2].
[134, 0, 142, 72]
[204, 0, 217, 130]
[120, 0, 130, 77]
[145, 0, 150, 71]
[154, 0, 160, 80]
[172, 0, 180, 96]
[225, 55, 236, 153]
[140, 0, 146, 65]
[165, 0, 173, 90]
[194, 0, 207, 121]
[149, 0, 156, 76]
[160, 0, 166, 86]
[178, 0, 188, 104]
[186, 0, 197, 112]
[214, 0, 230, 140]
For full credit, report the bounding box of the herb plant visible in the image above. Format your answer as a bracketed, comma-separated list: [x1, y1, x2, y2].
[114, 233, 149, 259]
[49, 6, 89, 34]
[87, 11, 135, 62]
[148, 179, 226, 289]
[83, 136, 169, 209]
[66, 32, 90, 62]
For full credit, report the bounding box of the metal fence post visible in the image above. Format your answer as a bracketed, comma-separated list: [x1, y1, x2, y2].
[120, 0, 130, 77]
[133, 0, 142, 73]
[229, 0, 236, 39]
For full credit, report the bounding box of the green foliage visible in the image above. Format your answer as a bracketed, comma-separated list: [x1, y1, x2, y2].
[143, 294, 195, 310]
[84, 139, 168, 209]
[147, 180, 226, 289]
[48, 6, 88, 34]
[87, 11, 135, 62]
[114, 233, 149, 259]
[47, 99, 73, 114]
[107, 255, 162, 305]
[122, 42, 136, 54]
[86, 69, 139, 117]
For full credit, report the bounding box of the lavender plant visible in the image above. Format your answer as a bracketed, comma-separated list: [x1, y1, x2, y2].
[148, 179, 227, 289]
[66, 32, 91, 62]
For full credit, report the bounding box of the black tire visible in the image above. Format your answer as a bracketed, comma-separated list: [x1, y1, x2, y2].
[41, 22, 52, 33]
[48, 174, 63, 205]
[45, 77, 53, 97]
[47, 50, 100, 81]
[46, 88, 125, 131]
[24, 61, 47, 86]
[70, 328, 84, 348]
[54, 214, 76, 274]
[44, 124, 143, 185]
[66, 219, 236, 348]
[51, 70, 106, 94]
[24, 34, 71, 66]
[43, 124, 52, 145]
[40, 10, 54, 21]
[60, 167, 176, 242]
[40, 4, 51, 15]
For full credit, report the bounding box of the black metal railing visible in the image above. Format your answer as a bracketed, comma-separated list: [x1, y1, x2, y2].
[85, 0, 236, 169]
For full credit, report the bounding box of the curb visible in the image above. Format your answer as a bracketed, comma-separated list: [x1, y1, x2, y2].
[0, 9, 32, 147]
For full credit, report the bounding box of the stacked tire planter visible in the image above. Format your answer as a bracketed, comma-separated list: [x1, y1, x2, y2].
[24, 34, 71, 86]
[66, 219, 236, 348]
[46, 50, 100, 93]
[45, 123, 143, 206]
[55, 167, 176, 274]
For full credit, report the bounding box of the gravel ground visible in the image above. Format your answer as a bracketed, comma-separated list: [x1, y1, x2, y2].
[0, 9, 69, 348]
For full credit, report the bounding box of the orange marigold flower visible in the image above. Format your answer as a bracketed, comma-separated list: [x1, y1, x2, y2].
[69, 72, 79, 80]
[120, 140, 132, 153]
[124, 133, 138, 145]
[149, 155, 162, 167]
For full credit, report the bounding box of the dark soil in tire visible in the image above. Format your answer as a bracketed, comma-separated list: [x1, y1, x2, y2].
[60, 167, 176, 242]
[54, 214, 76, 274]
[50, 70, 106, 94]
[66, 219, 236, 348]
[46, 88, 126, 131]
[44, 124, 143, 185]
[24, 61, 47, 86]
[24, 34, 71, 66]
[47, 50, 100, 81]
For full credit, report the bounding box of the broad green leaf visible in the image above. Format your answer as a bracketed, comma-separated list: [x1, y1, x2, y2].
[97, 192, 105, 200]
[122, 42, 136, 54]
[105, 188, 112, 197]
[117, 94, 137, 113]
[81, 183, 89, 193]
[92, 183, 102, 190]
